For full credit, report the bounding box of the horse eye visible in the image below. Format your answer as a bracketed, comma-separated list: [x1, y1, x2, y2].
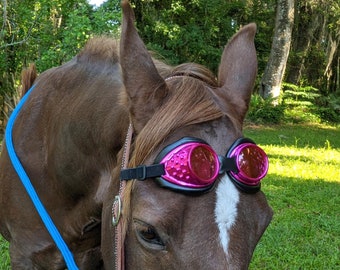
[134, 219, 165, 249]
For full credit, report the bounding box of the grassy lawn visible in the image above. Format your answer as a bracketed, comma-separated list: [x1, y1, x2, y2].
[0, 123, 339, 269]
[246, 124, 340, 269]
[0, 240, 9, 270]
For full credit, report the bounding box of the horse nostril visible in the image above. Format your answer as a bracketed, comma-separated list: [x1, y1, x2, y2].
[134, 219, 165, 249]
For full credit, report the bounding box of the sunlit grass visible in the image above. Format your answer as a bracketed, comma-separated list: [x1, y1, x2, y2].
[266, 145, 340, 180]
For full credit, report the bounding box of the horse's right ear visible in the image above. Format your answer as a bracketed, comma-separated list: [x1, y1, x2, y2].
[216, 23, 258, 126]
[120, 0, 168, 133]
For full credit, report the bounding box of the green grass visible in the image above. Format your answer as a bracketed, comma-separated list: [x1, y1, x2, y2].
[0, 124, 339, 269]
[246, 124, 340, 269]
[0, 239, 9, 270]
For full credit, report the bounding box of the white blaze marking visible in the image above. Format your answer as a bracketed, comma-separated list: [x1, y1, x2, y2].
[215, 175, 240, 256]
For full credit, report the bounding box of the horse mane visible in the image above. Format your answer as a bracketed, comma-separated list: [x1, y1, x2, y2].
[19, 36, 119, 97]
[77, 36, 119, 65]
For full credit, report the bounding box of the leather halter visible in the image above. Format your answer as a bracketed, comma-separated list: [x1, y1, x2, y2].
[110, 77, 177, 269]
[112, 123, 133, 270]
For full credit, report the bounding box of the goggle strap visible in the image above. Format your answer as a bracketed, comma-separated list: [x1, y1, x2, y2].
[219, 156, 238, 174]
[120, 164, 165, 181]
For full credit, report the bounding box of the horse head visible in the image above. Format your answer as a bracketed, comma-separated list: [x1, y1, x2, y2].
[102, 1, 273, 269]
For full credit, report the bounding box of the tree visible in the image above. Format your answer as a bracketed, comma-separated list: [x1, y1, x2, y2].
[130, 0, 248, 72]
[259, 0, 294, 100]
[286, 0, 339, 93]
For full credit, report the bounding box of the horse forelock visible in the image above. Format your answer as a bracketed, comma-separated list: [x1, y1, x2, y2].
[131, 62, 223, 166]
[119, 63, 225, 234]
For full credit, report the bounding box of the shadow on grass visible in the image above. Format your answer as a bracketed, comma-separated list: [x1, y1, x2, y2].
[244, 124, 340, 149]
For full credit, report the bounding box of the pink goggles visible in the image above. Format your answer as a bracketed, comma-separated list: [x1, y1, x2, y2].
[120, 137, 269, 193]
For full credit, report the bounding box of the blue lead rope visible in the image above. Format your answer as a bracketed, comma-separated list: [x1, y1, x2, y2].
[5, 85, 79, 270]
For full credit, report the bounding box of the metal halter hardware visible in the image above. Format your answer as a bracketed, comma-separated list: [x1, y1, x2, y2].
[112, 195, 122, 226]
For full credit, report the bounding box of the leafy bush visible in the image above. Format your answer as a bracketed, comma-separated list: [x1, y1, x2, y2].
[314, 93, 340, 123]
[281, 83, 321, 123]
[282, 83, 340, 124]
[246, 95, 285, 124]
[131, 0, 247, 72]
[282, 82, 320, 106]
[246, 80, 338, 125]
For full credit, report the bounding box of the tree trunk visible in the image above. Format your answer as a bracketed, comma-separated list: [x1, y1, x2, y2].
[324, 34, 337, 92]
[259, 0, 294, 100]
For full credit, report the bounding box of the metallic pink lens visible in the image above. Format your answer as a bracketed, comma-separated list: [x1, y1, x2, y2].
[160, 143, 219, 188]
[190, 146, 218, 181]
[229, 143, 268, 186]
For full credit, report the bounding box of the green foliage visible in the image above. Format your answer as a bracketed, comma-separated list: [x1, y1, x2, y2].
[247, 81, 340, 125]
[0, 0, 338, 131]
[286, 0, 339, 94]
[315, 93, 340, 123]
[91, 0, 121, 36]
[130, 0, 252, 72]
[247, 95, 285, 124]
[282, 82, 340, 124]
[38, 2, 93, 70]
[0, 73, 17, 133]
[282, 82, 320, 107]
[0, 0, 121, 75]
[281, 83, 321, 123]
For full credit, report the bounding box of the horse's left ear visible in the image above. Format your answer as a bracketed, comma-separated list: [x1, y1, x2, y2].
[120, 0, 168, 133]
[217, 23, 257, 123]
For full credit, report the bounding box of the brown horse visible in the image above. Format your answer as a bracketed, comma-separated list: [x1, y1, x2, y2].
[0, 0, 272, 269]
